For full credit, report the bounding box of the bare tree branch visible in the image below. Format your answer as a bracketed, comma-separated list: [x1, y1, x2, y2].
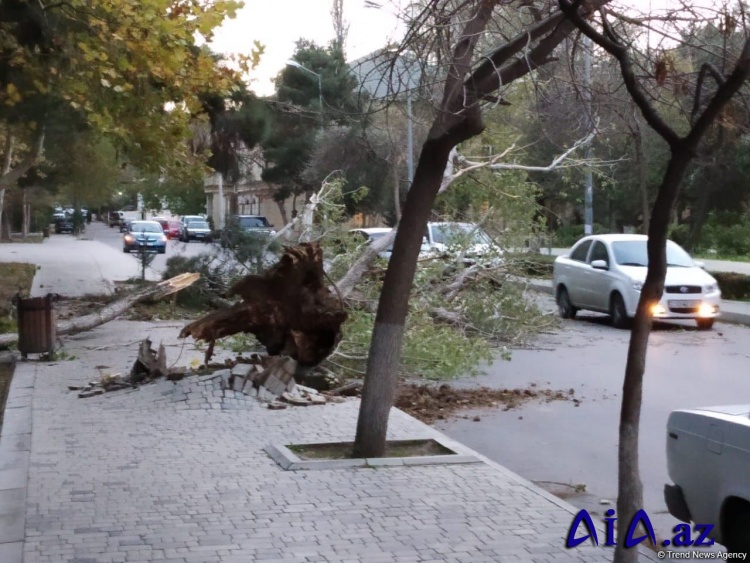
[558, 0, 681, 147]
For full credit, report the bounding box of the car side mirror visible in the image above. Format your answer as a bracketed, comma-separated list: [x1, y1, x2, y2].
[591, 259, 609, 270]
[693, 260, 705, 269]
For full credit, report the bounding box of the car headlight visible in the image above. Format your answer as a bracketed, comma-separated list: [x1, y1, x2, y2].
[161, 235, 167, 242]
[704, 283, 719, 293]
[632, 280, 643, 291]
[124, 235, 134, 242]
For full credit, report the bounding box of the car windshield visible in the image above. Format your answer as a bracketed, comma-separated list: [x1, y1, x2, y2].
[238, 217, 269, 229]
[190, 221, 209, 229]
[129, 222, 162, 233]
[612, 240, 694, 267]
[431, 224, 492, 245]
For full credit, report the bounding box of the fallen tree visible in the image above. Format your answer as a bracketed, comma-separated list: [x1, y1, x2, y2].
[0, 273, 199, 348]
[179, 242, 348, 366]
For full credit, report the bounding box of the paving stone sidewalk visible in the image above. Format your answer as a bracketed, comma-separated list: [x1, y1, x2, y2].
[0, 321, 659, 563]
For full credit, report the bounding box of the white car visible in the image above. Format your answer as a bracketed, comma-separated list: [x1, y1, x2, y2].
[552, 234, 721, 329]
[423, 222, 503, 265]
[664, 405, 750, 553]
[350, 228, 432, 260]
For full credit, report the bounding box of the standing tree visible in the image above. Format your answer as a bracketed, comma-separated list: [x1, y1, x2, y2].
[352, 0, 612, 458]
[0, 0, 252, 234]
[262, 40, 360, 221]
[558, 2, 750, 560]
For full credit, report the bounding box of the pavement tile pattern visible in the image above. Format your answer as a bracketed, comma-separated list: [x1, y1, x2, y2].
[1, 321, 658, 563]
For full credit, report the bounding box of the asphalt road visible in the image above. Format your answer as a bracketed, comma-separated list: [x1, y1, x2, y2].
[435, 298, 749, 551]
[92, 220, 216, 272]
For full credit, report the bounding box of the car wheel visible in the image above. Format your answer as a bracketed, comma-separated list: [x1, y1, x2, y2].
[725, 507, 750, 554]
[123, 248, 129, 253]
[696, 318, 715, 330]
[556, 287, 577, 319]
[610, 293, 630, 329]
[158, 248, 166, 255]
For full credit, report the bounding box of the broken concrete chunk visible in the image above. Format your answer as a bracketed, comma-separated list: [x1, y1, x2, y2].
[309, 395, 327, 405]
[267, 401, 287, 410]
[231, 363, 255, 378]
[281, 392, 311, 406]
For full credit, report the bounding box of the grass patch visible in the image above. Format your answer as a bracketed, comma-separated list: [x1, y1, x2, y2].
[0, 262, 37, 333]
[1, 233, 44, 244]
[287, 439, 455, 460]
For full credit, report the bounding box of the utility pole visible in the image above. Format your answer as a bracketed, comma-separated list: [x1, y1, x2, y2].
[583, 35, 594, 236]
[286, 60, 324, 127]
[406, 89, 414, 185]
[217, 172, 225, 230]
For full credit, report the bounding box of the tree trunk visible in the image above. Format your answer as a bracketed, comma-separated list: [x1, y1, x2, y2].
[353, 134, 475, 457]
[683, 170, 712, 252]
[276, 199, 289, 226]
[392, 161, 401, 222]
[633, 120, 649, 234]
[352, 0, 568, 458]
[0, 274, 199, 348]
[0, 131, 14, 239]
[615, 153, 689, 563]
[22, 189, 29, 238]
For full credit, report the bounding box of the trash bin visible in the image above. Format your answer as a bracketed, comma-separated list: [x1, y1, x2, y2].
[42, 226, 50, 238]
[14, 294, 57, 358]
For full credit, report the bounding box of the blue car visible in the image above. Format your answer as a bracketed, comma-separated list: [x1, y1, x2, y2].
[123, 220, 167, 254]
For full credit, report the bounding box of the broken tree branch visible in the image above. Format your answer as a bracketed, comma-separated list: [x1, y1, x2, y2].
[0, 273, 200, 348]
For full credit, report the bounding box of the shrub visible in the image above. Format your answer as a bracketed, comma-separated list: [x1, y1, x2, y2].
[712, 272, 750, 301]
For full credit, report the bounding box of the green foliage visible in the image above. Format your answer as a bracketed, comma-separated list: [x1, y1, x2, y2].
[330, 308, 493, 380]
[262, 40, 361, 201]
[690, 211, 750, 256]
[221, 334, 264, 354]
[162, 253, 233, 309]
[220, 228, 282, 273]
[552, 223, 609, 247]
[303, 126, 393, 218]
[0, 0, 253, 180]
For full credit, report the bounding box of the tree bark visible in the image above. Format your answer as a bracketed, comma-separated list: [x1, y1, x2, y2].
[275, 199, 289, 226]
[632, 117, 649, 234]
[392, 161, 401, 222]
[0, 131, 15, 239]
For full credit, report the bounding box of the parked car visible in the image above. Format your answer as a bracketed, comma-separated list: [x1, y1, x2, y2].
[111, 210, 140, 228]
[423, 222, 503, 265]
[552, 234, 721, 329]
[151, 217, 170, 234]
[122, 220, 167, 254]
[166, 221, 184, 240]
[350, 227, 433, 260]
[53, 215, 74, 234]
[183, 220, 212, 242]
[179, 215, 206, 241]
[664, 405, 750, 553]
[220, 215, 275, 248]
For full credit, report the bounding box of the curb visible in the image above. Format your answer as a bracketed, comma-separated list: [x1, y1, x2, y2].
[0, 360, 33, 563]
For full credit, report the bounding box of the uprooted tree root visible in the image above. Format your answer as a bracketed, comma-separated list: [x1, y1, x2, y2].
[394, 383, 579, 424]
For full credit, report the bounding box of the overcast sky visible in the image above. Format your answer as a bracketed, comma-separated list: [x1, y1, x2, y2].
[211, 0, 407, 96]
[210, 0, 718, 96]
